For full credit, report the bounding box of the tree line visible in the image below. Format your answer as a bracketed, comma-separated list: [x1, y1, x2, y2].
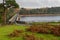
[19, 7, 60, 15]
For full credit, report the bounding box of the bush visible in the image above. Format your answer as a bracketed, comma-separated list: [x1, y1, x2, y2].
[23, 33, 43, 40]
[51, 25, 60, 36]
[26, 24, 60, 36]
[8, 30, 24, 37]
[26, 24, 51, 34]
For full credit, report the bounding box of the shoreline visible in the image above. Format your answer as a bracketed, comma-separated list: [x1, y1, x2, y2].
[20, 14, 60, 16]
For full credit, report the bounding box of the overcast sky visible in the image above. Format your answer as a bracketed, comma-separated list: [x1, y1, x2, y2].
[0, 0, 60, 8]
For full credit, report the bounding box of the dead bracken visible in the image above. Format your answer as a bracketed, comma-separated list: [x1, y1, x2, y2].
[23, 33, 44, 40]
[8, 30, 24, 37]
[26, 24, 60, 36]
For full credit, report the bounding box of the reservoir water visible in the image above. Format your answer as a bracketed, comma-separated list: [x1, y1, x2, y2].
[20, 16, 60, 22]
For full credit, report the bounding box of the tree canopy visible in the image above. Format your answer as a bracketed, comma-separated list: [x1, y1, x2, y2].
[0, 0, 19, 24]
[5, 0, 19, 8]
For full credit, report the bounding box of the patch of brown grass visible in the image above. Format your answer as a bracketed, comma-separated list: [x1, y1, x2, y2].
[26, 24, 60, 36]
[23, 33, 44, 40]
[8, 30, 24, 37]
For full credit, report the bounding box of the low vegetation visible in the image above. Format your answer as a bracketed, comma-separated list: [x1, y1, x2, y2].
[27, 23, 60, 36]
[8, 29, 24, 37]
[23, 33, 42, 40]
[0, 23, 60, 40]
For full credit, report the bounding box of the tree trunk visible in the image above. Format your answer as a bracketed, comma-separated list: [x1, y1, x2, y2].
[2, 10, 6, 25]
[2, 0, 6, 25]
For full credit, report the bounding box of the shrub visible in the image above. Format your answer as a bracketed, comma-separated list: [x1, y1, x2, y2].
[26, 24, 51, 34]
[26, 24, 60, 36]
[8, 30, 23, 37]
[23, 33, 43, 40]
[51, 25, 60, 36]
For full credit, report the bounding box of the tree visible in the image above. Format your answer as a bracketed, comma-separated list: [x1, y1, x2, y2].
[2, 0, 19, 24]
[0, 3, 4, 13]
[5, 0, 19, 8]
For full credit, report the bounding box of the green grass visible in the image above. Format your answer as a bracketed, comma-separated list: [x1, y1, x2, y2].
[0, 24, 27, 40]
[31, 22, 60, 25]
[0, 24, 60, 40]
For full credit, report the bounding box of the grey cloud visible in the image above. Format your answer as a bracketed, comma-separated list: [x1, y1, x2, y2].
[0, 0, 3, 3]
[21, 2, 40, 7]
[15, 0, 60, 8]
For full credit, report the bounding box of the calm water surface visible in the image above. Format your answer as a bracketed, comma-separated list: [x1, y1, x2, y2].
[20, 16, 60, 22]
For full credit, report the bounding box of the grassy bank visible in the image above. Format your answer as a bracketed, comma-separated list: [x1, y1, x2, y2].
[31, 22, 60, 25]
[0, 24, 60, 40]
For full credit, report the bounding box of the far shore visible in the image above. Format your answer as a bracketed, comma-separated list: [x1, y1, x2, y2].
[19, 14, 60, 16]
